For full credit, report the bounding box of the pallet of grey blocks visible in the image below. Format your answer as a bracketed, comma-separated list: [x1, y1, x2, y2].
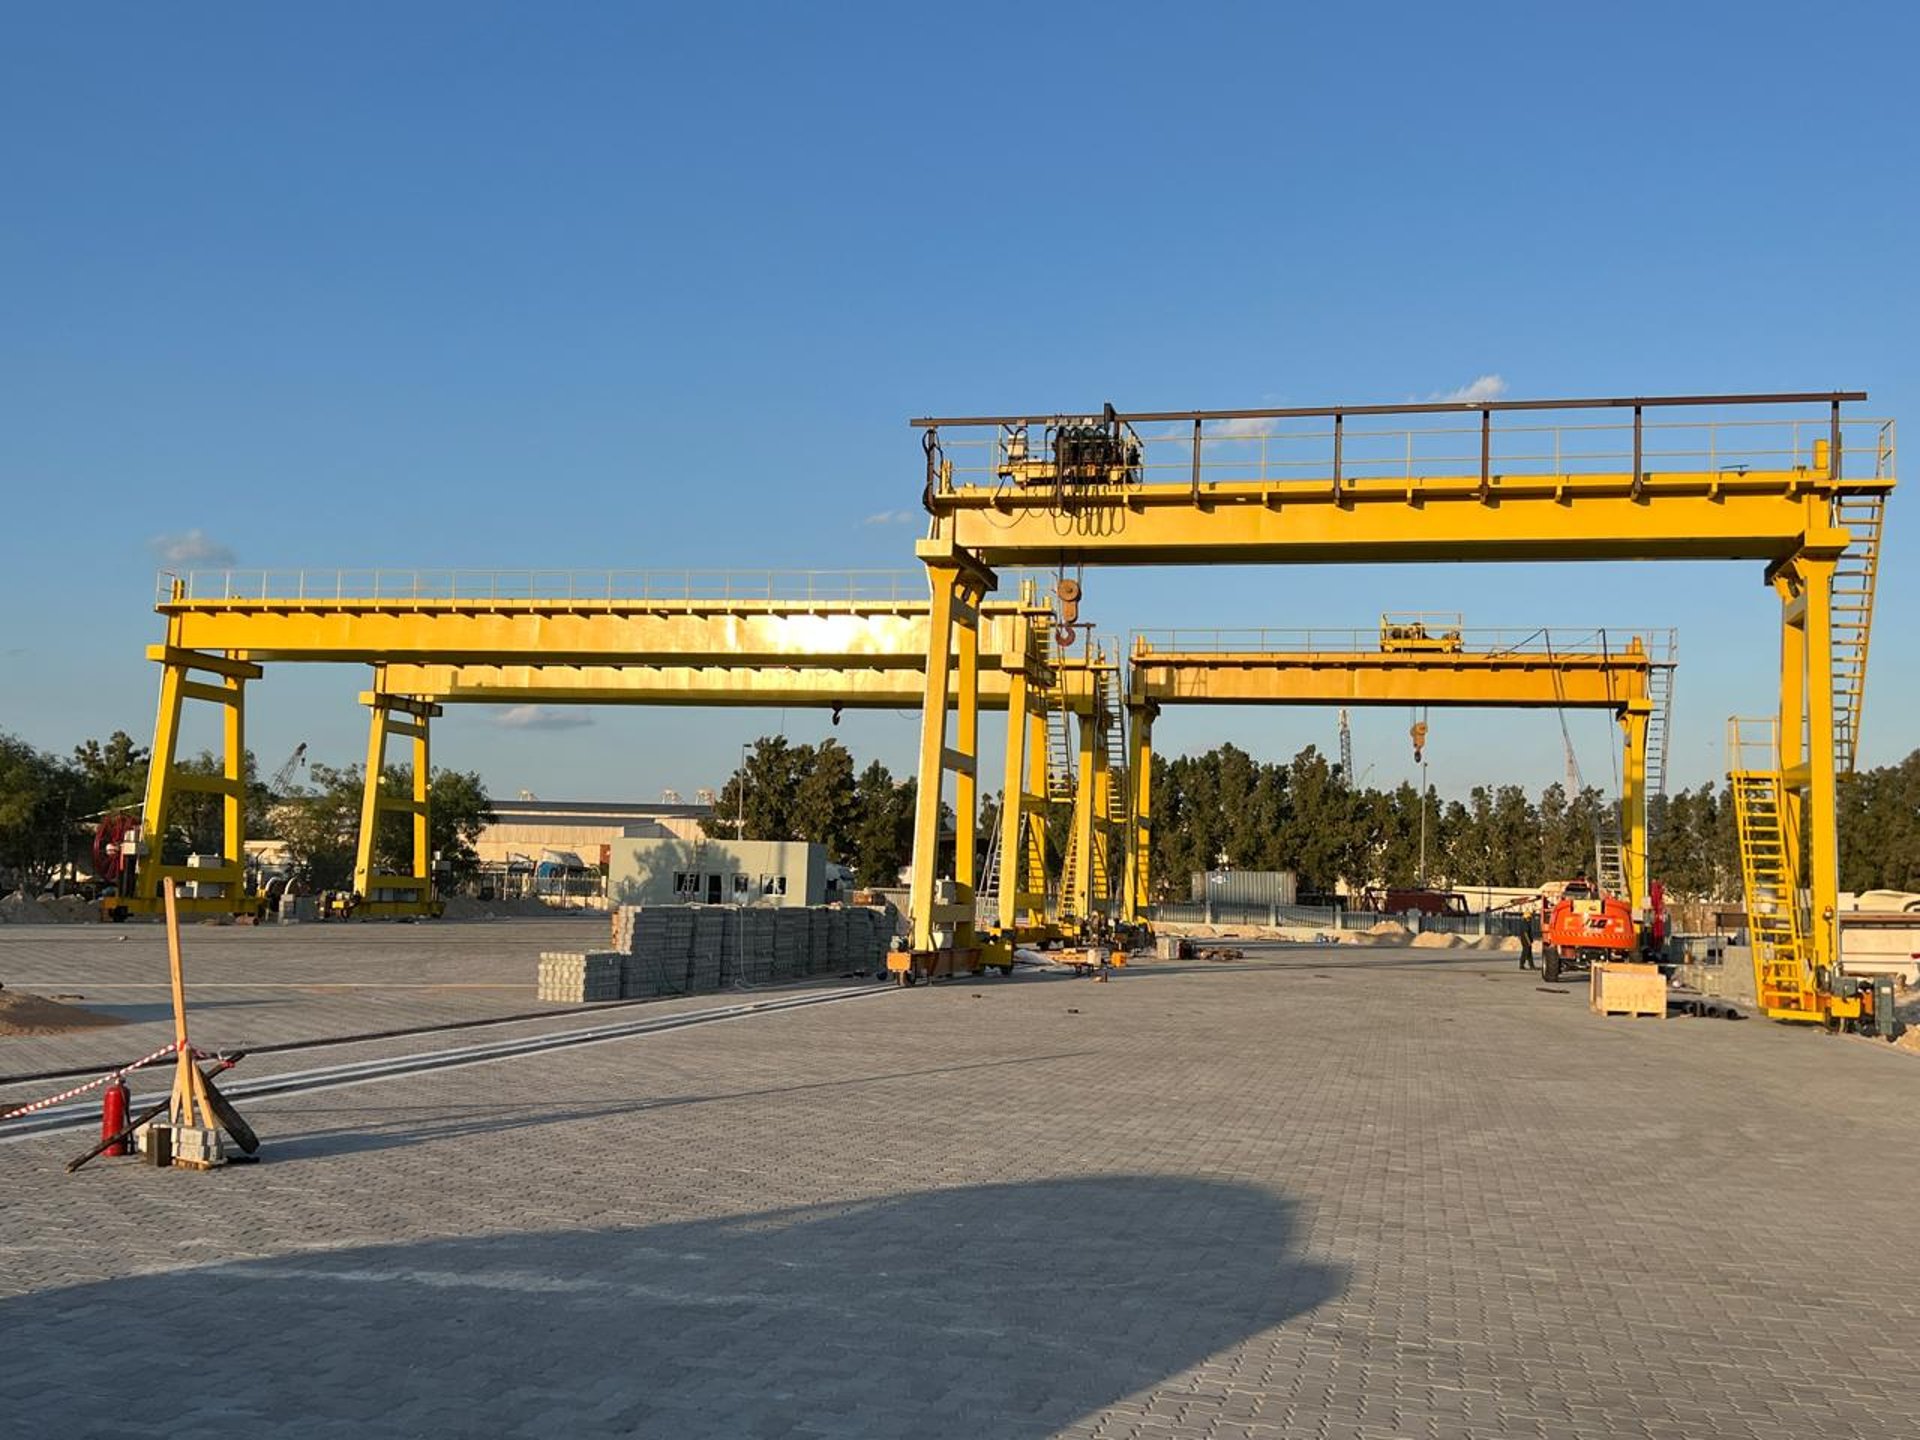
[593, 904, 892, 998]
[538, 951, 622, 1004]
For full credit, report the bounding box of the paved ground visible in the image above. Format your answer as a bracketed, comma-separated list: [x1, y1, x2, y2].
[0, 916, 619, 1081]
[3, 921, 1919, 1439]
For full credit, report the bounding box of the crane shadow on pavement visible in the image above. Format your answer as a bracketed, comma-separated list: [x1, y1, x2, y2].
[1, 1173, 1344, 1438]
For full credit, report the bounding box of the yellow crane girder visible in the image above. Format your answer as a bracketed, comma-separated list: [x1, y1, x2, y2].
[368, 661, 1099, 712]
[1127, 648, 1651, 709]
[153, 597, 1040, 666]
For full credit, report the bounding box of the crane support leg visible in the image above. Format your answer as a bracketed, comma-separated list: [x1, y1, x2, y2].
[1092, 724, 1114, 915]
[1799, 551, 1843, 989]
[352, 693, 443, 919]
[1618, 704, 1649, 918]
[1125, 703, 1156, 922]
[1066, 712, 1098, 924]
[1023, 704, 1050, 929]
[995, 660, 1034, 935]
[906, 546, 995, 965]
[116, 648, 263, 918]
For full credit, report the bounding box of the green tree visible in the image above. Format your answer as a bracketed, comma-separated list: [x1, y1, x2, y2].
[72, 731, 148, 813]
[791, 738, 860, 856]
[849, 760, 916, 886]
[709, 736, 811, 841]
[0, 734, 74, 888]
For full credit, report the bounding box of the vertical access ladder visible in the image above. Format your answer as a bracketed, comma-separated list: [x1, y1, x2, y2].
[1058, 656, 1128, 918]
[1644, 640, 1677, 800]
[1728, 720, 1812, 1011]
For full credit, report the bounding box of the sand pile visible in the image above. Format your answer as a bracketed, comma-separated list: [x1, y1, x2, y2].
[1410, 931, 1467, 949]
[0, 989, 127, 1037]
[0, 893, 96, 925]
[1366, 920, 1410, 938]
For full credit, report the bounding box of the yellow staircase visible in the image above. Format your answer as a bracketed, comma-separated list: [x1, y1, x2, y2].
[1829, 490, 1886, 774]
[1727, 719, 1812, 1014]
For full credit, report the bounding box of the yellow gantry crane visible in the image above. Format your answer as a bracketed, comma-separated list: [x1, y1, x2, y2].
[904, 391, 1892, 1030]
[1117, 619, 1674, 921]
[118, 573, 1070, 920]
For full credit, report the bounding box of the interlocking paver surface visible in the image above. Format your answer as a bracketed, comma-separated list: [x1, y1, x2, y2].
[3, 926, 1918, 1439]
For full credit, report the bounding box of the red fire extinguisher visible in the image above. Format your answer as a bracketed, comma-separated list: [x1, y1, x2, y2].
[101, 1077, 130, 1157]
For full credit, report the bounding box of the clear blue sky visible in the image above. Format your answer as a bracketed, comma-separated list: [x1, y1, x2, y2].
[3, 4, 1915, 807]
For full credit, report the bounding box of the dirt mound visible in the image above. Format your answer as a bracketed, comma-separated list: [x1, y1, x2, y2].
[1366, 920, 1409, 938]
[0, 893, 96, 925]
[0, 990, 127, 1037]
[1410, 931, 1467, 949]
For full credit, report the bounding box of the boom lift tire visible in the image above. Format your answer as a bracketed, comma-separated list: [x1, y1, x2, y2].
[1543, 949, 1563, 984]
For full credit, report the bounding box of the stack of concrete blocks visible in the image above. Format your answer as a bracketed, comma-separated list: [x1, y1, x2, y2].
[825, 907, 850, 974]
[660, 909, 697, 993]
[572, 904, 892, 1002]
[773, 910, 808, 981]
[539, 951, 622, 1003]
[814, 913, 837, 983]
[611, 906, 641, 954]
[737, 909, 777, 985]
[688, 908, 729, 992]
[620, 910, 677, 998]
[846, 908, 886, 972]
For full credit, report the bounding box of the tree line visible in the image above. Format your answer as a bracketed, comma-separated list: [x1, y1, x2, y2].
[0, 729, 495, 895]
[708, 736, 1920, 903]
[9, 722, 1911, 904]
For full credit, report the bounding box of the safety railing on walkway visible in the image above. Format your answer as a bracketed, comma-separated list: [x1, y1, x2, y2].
[1131, 627, 1677, 662]
[157, 567, 1063, 608]
[918, 394, 1891, 493]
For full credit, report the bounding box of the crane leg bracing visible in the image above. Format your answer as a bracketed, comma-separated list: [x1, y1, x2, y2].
[906, 392, 1893, 1029]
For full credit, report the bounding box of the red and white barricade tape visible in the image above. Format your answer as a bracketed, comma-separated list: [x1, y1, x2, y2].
[0, 1042, 191, 1122]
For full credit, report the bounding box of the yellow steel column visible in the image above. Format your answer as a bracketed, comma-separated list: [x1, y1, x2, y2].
[909, 560, 962, 952]
[352, 699, 393, 900]
[221, 672, 248, 892]
[997, 658, 1029, 933]
[137, 661, 189, 905]
[1126, 702, 1155, 921]
[411, 705, 433, 898]
[1068, 713, 1097, 923]
[1776, 572, 1808, 917]
[953, 587, 981, 922]
[1024, 706, 1050, 927]
[1091, 723, 1113, 915]
[1618, 703, 1648, 918]
[1801, 551, 1842, 983]
[908, 543, 997, 956]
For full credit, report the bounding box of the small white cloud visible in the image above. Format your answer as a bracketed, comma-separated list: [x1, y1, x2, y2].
[862, 509, 922, 526]
[148, 529, 236, 567]
[1429, 374, 1508, 404]
[492, 705, 594, 732]
[1212, 415, 1278, 438]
